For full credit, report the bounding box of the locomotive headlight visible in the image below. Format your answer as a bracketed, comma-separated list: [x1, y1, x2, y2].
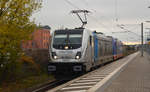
[54, 56, 57, 59]
[65, 46, 69, 50]
[75, 52, 81, 59]
[75, 55, 80, 59]
[52, 52, 58, 59]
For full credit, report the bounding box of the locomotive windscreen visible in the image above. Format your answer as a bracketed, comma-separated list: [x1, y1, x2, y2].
[53, 29, 83, 50]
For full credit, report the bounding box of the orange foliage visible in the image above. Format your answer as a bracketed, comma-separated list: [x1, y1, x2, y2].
[19, 55, 41, 73]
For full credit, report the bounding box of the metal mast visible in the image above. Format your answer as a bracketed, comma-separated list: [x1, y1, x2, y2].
[71, 10, 90, 28]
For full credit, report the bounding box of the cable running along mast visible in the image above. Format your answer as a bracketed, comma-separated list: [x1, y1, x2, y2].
[71, 10, 90, 28]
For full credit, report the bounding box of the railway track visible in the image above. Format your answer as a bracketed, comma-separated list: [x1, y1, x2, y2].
[32, 74, 82, 92]
[32, 80, 68, 92]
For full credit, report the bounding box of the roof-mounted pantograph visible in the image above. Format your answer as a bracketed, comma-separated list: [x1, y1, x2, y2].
[71, 10, 90, 28]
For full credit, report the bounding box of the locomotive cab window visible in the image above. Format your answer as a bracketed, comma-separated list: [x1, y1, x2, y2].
[53, 29, 83, 50]
[69, 34, 82, 44]
[53, 34, 67, 44]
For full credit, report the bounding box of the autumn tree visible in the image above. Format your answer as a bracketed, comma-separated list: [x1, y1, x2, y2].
[0, 0, 42, 82]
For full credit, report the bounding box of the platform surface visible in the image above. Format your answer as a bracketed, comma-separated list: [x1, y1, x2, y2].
[102, 52, 150, 92]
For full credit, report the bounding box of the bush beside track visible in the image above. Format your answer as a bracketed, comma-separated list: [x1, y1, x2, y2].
[0, 49, 54, 92]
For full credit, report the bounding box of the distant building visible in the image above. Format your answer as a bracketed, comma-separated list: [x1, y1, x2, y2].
[22, 27, 51, 49]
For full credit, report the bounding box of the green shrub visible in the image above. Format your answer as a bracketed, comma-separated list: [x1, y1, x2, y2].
[0, 55, 41, 85]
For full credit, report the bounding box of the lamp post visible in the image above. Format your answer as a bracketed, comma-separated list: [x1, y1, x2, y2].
[141, 23, 143, 57]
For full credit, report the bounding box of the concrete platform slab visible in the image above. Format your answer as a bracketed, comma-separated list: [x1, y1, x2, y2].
[102, 52, 150, 92]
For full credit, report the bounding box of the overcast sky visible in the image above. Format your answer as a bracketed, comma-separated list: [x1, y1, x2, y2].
[32, 0, 150, 44]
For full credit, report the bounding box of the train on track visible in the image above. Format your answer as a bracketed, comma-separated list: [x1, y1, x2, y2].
[48, 28, 126, 75]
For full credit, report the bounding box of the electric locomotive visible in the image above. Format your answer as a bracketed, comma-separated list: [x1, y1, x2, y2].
[48, 28, 94, 74]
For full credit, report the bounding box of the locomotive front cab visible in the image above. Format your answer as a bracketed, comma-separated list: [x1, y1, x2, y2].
[48, 29, 86, 74]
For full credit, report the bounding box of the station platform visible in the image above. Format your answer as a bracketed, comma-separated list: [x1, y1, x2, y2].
[102, 52, 150, 92]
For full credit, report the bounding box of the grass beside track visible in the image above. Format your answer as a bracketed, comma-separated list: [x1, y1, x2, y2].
[0, 74, 54, 92]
